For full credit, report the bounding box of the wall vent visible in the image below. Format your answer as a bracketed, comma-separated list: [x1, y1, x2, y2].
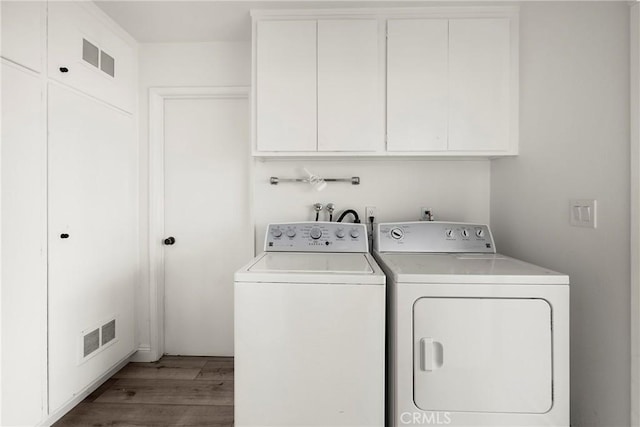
[82, 39, 99, 68]
[79, 315, 118, 364]
[83, 328, 100, 357]
[100, 51, 115, 77]
[101, 319, 116, 345]
[81, 38, 115, 78]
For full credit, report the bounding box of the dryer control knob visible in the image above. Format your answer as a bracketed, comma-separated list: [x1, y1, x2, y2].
[475, 228, 485, 238]
[310, 228, 322, 240]
[461, 228, 470, 238]
[286, 229, 296, 238]
[272, 228, 283, 238]
[390, 228, 404, 240]
[335, 229, 345, 238]
[350, 229, 360, 239]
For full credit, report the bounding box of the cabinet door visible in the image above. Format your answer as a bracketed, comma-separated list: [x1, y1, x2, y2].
[48, 2, 136, 112]
[317, 20, 381, 152]
[48, 84, 137, 412]
[387, 19, 448, 152]
[449, 18, 511, 152]
[1, 62, 47, 427]
[256, 20, 317, 152]
[0, 1, 44, 72]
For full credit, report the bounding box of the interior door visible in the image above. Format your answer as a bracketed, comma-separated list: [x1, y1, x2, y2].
[413, 297, 552, 413]
[163, 96, 251, 356]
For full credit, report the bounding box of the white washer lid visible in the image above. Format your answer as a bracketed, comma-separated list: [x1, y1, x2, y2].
[235, 252, 385, 285]
[375, 253, 569, 285]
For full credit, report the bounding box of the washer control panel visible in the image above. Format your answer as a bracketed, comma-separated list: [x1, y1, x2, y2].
[265, 222, 369, 253]
[376, 221, 495, 253]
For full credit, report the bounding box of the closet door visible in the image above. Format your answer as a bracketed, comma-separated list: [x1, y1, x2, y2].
[48, 84, 137, 412]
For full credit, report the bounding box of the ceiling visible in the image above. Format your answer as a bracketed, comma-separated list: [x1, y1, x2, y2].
[94, 0, 489, 43]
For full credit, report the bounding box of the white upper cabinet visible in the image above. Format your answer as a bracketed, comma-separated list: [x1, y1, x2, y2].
[48, 2, 136, 112]
[0, 1, 45, 72]
[387, 16, 517, 154]
[387, 19, 449, 152]
[317, 20, 382, 152]
[256, 20, 317, 152]
[252, 8, 518, 157]
[255, 18, 383, 153]
[449, 18, 512, 152]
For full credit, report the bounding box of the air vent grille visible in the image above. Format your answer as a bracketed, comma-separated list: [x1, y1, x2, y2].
[81, 38, 115, 78]
[82, 39, 99, 68]
[83, 328, 100, 357]
[101, 319, 116, 345]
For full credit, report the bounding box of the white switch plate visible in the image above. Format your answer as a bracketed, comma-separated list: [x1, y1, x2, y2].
[570, 199, 597, 228]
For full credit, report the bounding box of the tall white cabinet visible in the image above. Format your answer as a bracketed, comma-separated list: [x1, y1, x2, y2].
[48, 84, 137, 413]
[1, 1, 138, 425]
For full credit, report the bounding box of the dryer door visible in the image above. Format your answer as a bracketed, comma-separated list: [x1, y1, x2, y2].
[413, 297, 552, 413]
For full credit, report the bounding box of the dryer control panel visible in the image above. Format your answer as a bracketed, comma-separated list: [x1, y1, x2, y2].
[376, 221, 496, 253]
[265, 222, 369, 253]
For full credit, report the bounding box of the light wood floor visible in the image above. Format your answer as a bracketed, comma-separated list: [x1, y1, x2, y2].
[54, 356, 234, 427]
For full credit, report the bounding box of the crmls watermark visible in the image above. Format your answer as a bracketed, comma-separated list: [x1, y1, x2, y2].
[400, 411, 452, 425]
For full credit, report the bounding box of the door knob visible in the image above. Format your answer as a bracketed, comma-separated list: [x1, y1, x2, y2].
[164, 236, 176, 245]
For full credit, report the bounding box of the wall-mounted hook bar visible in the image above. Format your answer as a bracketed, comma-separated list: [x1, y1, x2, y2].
[270, 176, 360, 185]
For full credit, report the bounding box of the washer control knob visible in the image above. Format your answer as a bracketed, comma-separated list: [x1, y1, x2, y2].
[350, 228, 360, 239]
[461, 228, 470, 238]
[335, 228, 345, 238]
[310, 227, 322, 240]
[286, 229, 296, 238]
[390, 228, 404, 240]
[475, 228, 485, 238]
[445, 229, 454, 238]
[272, 228, 283, 238]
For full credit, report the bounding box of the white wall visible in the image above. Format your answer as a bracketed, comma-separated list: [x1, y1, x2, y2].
[136, 42, 251, 356]
[254, 160, 490, 252]
[490, 3, 630, 426]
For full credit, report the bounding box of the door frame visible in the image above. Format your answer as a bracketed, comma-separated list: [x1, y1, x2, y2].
[147, 86, 252, 361]
[632, 4, 639, 425]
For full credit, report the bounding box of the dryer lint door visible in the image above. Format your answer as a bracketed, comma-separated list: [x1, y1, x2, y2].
[413, 297, 552, 413]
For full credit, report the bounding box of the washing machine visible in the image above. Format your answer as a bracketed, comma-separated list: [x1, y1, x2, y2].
[234, 222, 385, 426]
[374, 221, 569, 427]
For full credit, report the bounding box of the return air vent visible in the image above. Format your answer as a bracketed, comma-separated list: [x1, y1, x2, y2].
[81, 38, 116, 78]
[79, 316, 118, 364]
[83, 328, 100, 357]
[102, 319, 116, 345]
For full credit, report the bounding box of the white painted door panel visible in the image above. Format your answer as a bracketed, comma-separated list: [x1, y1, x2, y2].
[317, 20, 381, 152]
[1, 62, 46, 426]
[48, 84, 137, 412]
[449, 18, 510, 151]
[0, 1, 44, 72]
[164, 97, 251, 356]
[256, 20, 316, 152]
[413, 298, 552, 413]
[387, 19, 448, 152]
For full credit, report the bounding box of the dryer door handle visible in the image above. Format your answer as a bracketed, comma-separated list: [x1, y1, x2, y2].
[420, 338, 444, 371]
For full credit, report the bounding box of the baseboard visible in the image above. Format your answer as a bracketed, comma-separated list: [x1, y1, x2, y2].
[130, 344, 161, 362]
[38, 350, 135, 427]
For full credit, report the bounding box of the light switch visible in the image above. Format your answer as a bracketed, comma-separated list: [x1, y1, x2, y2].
[570, 199, 597, 228]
